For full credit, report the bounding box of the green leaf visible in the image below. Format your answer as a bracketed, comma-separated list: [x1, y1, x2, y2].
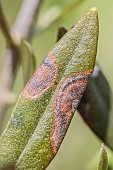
[16, 8, 98, 170]
[97, 144, 108, 170]
[87, 148, 112, 170]
[20, 39, 36, 85]
[0, 8, 99, 169]
[107, 150, 113, 170]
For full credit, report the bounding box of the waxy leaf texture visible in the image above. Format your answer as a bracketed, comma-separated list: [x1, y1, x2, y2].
[0, 8, 99, 170]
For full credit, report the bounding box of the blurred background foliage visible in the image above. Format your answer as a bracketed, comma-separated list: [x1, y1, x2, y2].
[0, 0, 113, 169]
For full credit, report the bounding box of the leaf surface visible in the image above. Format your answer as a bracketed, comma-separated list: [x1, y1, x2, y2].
[0, 8, 99, 170]
[17, 8, 99, 170]
[97, 144, 108, 170]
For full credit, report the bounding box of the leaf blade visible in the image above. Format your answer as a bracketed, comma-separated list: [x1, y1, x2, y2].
[20, 39, 36, 85]
[16, 8, 99, 170]
[97, 144, 108, 170]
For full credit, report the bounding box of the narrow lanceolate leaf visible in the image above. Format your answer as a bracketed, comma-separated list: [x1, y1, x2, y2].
[20, 39, 36, 85]
[16, 8, 99, 170]
[97, 144, 108, 170]
[0, 12, 89, 167]
[78, 64, 113, 150]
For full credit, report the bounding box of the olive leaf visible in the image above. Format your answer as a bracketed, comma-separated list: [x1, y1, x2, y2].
[78, 64, 113, 151]
[97, 144, 108, 170]
[87, 144, 109, 170]
[20, 39, 36, 85]
[16, 8, 98, 170]
[0, 8, 99, 170]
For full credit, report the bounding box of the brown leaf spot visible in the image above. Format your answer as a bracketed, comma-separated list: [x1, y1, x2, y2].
[22, 53, 58, 99]
[50, 70, 92, 155]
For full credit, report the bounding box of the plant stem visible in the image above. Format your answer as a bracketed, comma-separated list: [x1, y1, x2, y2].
[0, 2, 14, 45]
[12, 0, 43, 40]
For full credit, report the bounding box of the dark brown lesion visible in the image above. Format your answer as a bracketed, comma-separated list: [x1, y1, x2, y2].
[22, 53, 58, 99]
[50, 70, 92, 155]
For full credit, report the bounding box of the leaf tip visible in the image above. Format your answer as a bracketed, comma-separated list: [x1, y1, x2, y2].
[90, 7, 98, 13]
[97, 143, 108, 170]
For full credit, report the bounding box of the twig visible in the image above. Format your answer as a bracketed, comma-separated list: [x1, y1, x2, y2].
[0, 0, 43, 132]
[0, 2, 14, 45]
[12, 0, 43, 40]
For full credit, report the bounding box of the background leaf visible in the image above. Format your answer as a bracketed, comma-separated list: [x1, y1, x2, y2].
[20, 39, 36, 85]
[97, 144, 108, 170]
[78, 64, 113, 150]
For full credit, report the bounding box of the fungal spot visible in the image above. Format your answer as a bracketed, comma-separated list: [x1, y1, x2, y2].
[22, 53, 58, 99]
[50, 70, 92, 154]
